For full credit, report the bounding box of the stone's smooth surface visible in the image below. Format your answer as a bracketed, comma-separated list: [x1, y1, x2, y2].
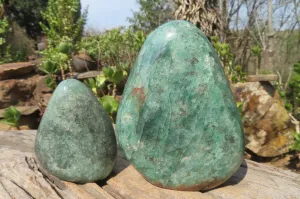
[116, 20, 244, 191]
[35, 79, 117, 183]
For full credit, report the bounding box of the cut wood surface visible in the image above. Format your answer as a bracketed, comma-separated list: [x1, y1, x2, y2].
[0, 130, 299, 199]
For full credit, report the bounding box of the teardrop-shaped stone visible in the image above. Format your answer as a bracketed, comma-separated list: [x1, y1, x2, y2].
[116, 20, 244, 191]
[35, 79, 117, 183]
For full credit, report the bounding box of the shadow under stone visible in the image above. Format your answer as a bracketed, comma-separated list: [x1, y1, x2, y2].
[203, 159, 248, 192]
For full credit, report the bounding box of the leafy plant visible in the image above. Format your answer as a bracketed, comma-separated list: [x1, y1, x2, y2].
[44, 76, 57, 90]
[0, 2, 12, 64]
[99, 95, 119, 118]
[231, 65, 247, 84]
[251, 45, 262, 57]
[236, 102, 245, 122]
[287, 61, 300, 119]
[211, 36, 246, 83]
[84, 70, 124, 121]
[251, 45, 262, 74]
[39, 0, 86, 85]
[1, 106, 21, 128]
[39, 46, 70, 83]
[2, 0, 48, 39]
[84, 74, 106, 95]
[39, 60, 59, 74]
[81, 28, 146, 120]
[290, 132, 300, 151]
[40, 0, 88, 47]
[80, 28, 146, 71]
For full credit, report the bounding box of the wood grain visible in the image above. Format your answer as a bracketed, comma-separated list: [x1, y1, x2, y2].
[0, 130, 299, 199]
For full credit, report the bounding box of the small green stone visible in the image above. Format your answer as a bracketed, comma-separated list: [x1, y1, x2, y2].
[35, 79, 117, 183]
[116, 20, 244, 191]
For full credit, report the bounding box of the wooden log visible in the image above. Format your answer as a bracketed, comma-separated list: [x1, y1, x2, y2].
[72, 71, 102, 80]
[246, 74, 278, 82]
[0, 130, 299, 199]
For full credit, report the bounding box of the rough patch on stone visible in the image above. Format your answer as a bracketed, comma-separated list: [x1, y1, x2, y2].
[116, 20, 244, 191]
[35, 79, 117, 183]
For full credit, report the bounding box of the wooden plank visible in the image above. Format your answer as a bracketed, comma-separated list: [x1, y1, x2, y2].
[0, 130, 36, 153]
[203, 160, 300, 198]
[73, 71, 102, 80]
[0, 130, 300, 199]
[106, 165, 211, 199]
[246, 74, 278, 82]
[0, 130, 114, 199]
[79, 183, 115, 199]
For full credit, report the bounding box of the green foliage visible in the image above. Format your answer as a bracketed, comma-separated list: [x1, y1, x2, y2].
[290, 132, 300, 151]
[251, 45, 262, 57]
[128, 0, 174, 32]
[236, 102, 245, 122]
[84, 74, 106, 94]
[288, 61, 300, 119]
[81, 27, 146, 120]
[39, 40, 72, 88]
[3, 0, 48, 39]
[284, 102, 293, 112]
[211, 36, 247, 83]
[1, 106, 21, 128]
[251, 45, 262, 74]
[44, 75, 56, 90]
[0, 17, 9, 45]
[99, 95, 119, 117]
[236, 102, 244, 113]
[231, 65, 247, 84]
[40, 46, 70, 73]
[80, 28, 146, 70]
[84, 68, 126, 120]
[103, 67, 127, 85]
[39, 60, 58, 74]
[0, 3, 12, 64]
[57, 42, 73, 54]
[84, 75, 120, 121]
[40, 0, 88, 47]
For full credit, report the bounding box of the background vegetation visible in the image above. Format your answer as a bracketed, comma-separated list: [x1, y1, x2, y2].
[0, 0, 299, 149]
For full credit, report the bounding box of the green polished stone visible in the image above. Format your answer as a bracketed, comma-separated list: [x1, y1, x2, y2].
[116, 20, 244, 191]
[35, 79, 117, 183]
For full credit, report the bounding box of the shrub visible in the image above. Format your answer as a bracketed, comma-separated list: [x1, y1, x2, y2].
[40, 0, 87, 47]
[80, 28, 145, 71]
[1, 106, 21, 128]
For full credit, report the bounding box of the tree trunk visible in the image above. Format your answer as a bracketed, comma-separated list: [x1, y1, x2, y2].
[175, 0, 221, 37]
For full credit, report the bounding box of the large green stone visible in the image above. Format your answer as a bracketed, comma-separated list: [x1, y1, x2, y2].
[116, 20, 244, 191]
[35, 79, 117, 183]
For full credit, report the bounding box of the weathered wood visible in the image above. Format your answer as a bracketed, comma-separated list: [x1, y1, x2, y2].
[246, 74, 278, 82]
[73, 71, 102, 80]
[0, 130, 110, 199]
[105, 165, 211, 199]
[0, 130, 300, 199]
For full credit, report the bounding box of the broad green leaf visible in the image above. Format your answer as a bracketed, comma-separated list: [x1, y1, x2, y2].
[95, 74, 106, 88]
[112, 70, 124, 84]
[103, 67, 115, 78]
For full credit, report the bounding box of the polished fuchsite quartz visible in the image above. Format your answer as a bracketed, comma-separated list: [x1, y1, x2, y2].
[35, 79, 117, 183]
[116, 20, 244, 191]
